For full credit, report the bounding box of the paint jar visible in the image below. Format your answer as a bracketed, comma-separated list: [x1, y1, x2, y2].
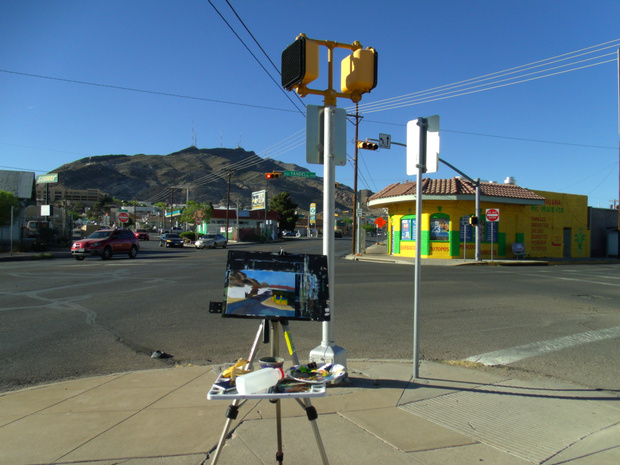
[235, 368, 284, 395]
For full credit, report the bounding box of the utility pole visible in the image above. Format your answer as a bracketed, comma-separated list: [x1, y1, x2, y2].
[352, 103, 360, 255]
[225, 171, 233, 240]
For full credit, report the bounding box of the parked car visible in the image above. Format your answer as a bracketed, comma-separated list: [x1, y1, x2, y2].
[195, 233, 227, 249]
[71, 228, 139, 261]
[334, 230, 343, 238]
[282, 230, 301, 238]
[160, 233, 185, 248]
[135, 229, 150, 241]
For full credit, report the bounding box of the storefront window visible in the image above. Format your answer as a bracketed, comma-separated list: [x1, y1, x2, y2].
[430, 215, 450, 241]
[400, 217, 416, 241]
[460, 215, 473, 242]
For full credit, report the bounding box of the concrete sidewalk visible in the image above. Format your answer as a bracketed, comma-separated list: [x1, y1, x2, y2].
[1, 360, 618, 465]
[346, 243, 620, 266]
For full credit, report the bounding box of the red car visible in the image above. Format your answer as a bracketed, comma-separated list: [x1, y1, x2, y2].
[135, 229, 150, 241]
[71, 228, 140, 261]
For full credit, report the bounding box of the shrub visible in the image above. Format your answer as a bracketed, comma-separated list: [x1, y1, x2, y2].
[180, 231, 195, 242]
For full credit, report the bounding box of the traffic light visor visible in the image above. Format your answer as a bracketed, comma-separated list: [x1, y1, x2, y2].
[281, 36, 319, 90]
[341, 48, 378, 94]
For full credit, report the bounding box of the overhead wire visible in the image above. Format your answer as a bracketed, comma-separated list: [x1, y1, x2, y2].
[350, 40, 619, 114]
[207, 0, 305, 117]
[0, 69, 298, 114]
[222, 0, 307, 110]
[4, 34, 617, 198]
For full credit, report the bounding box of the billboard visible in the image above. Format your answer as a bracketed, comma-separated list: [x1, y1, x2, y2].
[251, 190, 266, 211]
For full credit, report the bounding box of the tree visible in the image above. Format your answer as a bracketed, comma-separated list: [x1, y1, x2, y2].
[269, 192, 298, 234]
[179, 201, 212, 226]
[0, 190, 21, 227]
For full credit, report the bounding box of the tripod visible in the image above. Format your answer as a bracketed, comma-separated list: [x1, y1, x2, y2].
[208, 319, 329, 465]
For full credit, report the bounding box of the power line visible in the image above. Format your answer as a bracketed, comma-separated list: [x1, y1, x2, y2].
[352, 39, 620, 113]
[0, 69, 298, 114]
[208, 0, 305, 117]
[222, 0, 307, 111]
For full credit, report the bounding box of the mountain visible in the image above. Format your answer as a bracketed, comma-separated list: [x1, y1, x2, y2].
[52, 146, 374, 212]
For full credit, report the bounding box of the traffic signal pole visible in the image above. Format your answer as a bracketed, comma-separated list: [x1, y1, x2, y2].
[309, 44, 346, 369]
[281, 34, 377, 372]
[311, 104, 346, 367]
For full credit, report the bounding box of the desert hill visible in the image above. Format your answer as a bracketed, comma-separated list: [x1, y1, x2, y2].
[52, 146, 374, 212]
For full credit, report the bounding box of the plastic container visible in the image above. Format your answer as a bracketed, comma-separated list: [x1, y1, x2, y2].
[235, 368, 284, 395]
[258, 357, 284, 369]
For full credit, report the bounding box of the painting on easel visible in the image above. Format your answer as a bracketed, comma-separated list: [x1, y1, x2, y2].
[222, 251, 330, 321]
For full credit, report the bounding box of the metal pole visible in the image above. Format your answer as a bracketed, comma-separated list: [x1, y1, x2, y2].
[309, 104, 346, 369]
[10, 205, 14, 256]
[413, 117, 427, 379]
[226, 171, 232, 240]
[475, 179, 481, 262]
[352, 103, 359, 255]
[323, 106, 335, 347]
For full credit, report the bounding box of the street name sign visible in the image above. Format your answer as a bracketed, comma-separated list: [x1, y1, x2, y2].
[284, 170, 316, 178]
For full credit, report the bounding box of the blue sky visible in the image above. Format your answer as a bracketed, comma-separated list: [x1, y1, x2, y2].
[1, 1, 619, 209]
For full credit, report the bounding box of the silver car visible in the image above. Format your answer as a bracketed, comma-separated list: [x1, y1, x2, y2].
[195, 233, 227, 249]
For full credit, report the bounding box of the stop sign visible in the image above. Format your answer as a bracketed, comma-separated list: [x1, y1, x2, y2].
[118, 212, 129, 223]
[486, 208, 500, 222]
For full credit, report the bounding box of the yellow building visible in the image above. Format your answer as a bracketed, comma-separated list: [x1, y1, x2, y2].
[368, 178, 590, 260]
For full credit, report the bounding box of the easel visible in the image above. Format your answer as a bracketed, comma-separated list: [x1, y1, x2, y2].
[208, 319, 329, 465]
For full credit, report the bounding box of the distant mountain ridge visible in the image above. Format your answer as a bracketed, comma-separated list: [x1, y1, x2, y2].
[52, 146, 373, 211]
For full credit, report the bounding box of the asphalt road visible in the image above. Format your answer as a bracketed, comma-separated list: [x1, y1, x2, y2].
[1, 237, 619, 392]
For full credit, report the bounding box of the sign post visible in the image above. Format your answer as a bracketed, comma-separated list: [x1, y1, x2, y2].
[407, 115, 440, 379]
[486, 208, 500, 261]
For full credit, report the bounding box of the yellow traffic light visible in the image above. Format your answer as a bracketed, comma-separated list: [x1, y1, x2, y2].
[281, 35, 319, 91]
[357, 140, 378, 151]
[341, 47, 378, 94]
[469, 216, 479, 226]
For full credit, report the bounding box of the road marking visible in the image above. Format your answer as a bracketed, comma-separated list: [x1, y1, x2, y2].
[498, 270, 620, 287]
[465, 326, 620, 366]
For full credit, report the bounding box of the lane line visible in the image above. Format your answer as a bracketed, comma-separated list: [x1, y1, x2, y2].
[465, 326, 620, 366]
[497, 270, 620, 287]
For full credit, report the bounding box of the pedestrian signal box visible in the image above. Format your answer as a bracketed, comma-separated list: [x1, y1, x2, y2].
[341, 48, 378, 94]
[281, 36, 319, 91]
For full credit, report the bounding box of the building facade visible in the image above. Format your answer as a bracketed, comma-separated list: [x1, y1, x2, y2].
[368, 178, 591, 260]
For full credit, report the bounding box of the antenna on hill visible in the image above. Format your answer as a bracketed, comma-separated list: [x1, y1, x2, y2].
[237, 134, 242, 149]
[220, 132, 223, 147]
[191, 122, 197, 147]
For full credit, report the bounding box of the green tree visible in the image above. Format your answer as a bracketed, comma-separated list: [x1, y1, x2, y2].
[179, 201, 212, 226]
[0, 190, 21, 226]
[269, 192, 298, 234]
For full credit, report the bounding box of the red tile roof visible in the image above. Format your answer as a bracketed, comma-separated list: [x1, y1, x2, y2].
[368, 178, 545, 202]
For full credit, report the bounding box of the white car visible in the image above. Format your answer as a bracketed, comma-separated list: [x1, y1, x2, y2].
[195, 233, 227, 249]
